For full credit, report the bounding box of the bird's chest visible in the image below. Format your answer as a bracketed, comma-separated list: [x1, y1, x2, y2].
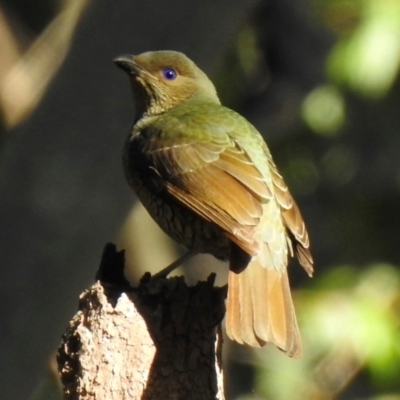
[123, 134, 230, 260]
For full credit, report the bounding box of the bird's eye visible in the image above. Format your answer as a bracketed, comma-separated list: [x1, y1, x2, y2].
[162, 68, 177, 81]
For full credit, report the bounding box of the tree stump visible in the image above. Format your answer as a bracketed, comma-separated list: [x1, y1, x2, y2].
[57, 244, 227, 400]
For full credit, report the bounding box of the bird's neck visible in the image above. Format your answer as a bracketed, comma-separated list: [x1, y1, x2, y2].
[133, 92, 220, 122]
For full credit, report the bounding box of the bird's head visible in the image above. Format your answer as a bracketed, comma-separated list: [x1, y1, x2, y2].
[114, 50, 220, 118]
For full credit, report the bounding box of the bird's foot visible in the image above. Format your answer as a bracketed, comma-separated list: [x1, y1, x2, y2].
[152, 250, 198, 279]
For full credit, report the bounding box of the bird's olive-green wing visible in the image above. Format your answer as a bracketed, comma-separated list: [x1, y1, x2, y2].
[140, 104, 313, 273]
[140, 107, 273, 255]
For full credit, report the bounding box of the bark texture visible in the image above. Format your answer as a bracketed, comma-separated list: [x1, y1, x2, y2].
[58, 244, 226, 400]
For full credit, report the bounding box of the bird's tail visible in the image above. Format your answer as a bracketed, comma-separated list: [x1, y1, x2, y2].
[225, 254, 302, 357]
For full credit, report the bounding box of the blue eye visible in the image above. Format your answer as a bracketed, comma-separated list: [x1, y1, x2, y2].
[162, 68, 177, 80]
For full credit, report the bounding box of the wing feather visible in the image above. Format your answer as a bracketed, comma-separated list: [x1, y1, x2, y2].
[142, 126, 271, 254]
[139, 108, 312, 273]
[267, 158, 314, 275]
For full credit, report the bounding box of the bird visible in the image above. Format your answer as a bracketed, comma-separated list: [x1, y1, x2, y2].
[114, 50, 313, 358]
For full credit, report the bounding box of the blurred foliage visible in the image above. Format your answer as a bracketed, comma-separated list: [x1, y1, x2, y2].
[0, 0, 89, 130]
[325, 0, 400, 98]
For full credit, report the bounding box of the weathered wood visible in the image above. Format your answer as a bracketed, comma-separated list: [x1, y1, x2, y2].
[58, 244, 226, 400]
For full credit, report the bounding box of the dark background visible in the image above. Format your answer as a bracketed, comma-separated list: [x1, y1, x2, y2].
[1, 1, 399, 399]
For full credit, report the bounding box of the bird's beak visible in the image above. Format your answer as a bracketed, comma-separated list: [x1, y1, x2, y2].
[113, 54, 140, 75]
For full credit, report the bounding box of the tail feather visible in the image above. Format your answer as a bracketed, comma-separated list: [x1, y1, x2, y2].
[251, 261, 270, 342]
[226, 257, 302, 357]
[238, 265, 261, 347]
[226, 270, 242, 342]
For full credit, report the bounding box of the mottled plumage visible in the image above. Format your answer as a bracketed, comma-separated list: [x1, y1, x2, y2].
[115, 50, 313, 357]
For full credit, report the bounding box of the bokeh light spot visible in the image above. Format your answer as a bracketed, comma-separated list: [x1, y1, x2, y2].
[302, 85, 345, 136]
